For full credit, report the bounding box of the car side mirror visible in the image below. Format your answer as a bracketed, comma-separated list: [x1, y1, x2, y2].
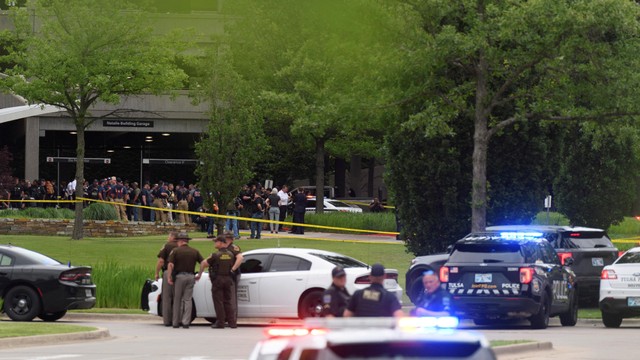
[563, 257, 574, 266]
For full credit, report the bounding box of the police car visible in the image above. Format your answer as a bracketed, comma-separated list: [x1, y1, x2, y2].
[440, 232, 578, 329]
[599, 247, 640, 327]
[249, 317, 496, 360]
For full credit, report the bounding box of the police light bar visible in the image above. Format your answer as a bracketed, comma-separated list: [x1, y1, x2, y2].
[303, 317, 459, 332]
[265, 328, 327, 338]
[500, 232, 544, 240]
[398, 316, 459, 330]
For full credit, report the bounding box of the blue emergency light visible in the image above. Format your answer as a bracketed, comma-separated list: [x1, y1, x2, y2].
[500, 232, 544, 240]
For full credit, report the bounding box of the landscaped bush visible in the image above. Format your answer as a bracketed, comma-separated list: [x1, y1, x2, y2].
[304, 212, 396, 234]
[83, 203, 118, 221]
[91, 260, 149, 309]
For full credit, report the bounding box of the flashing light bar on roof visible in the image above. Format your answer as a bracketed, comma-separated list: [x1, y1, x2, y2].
[398, 316, 459, 330]
[500, 232, 544, 239]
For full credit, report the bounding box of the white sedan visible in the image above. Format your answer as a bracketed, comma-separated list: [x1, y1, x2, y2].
[599, 247, 640, 327]
[145, 248, 403, 321]
[304, 197, 363, 213]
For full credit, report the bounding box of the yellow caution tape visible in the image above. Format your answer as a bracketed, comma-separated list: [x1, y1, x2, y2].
[0, 199, 82, 203]
[612, 238, 640, 244]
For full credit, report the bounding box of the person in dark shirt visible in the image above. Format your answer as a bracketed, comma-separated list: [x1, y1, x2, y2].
[412, 271, 452, 317]
[321, 266, 351, 317]
[155, 231, 178, 326]
[250, 191, 264, 239]
[167, 232, 205, 328]
[291, 189, 307, 235]
[344, 263, 403, 318]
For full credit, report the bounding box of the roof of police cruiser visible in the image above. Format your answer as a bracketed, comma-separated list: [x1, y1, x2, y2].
[460, 233, 546, 244]
[486, 225, 605, 232]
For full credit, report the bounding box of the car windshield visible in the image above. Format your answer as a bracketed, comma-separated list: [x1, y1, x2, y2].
[328, 200, 350, 208]
[323, 341, 482, 359]
[11, 247, 61, 265]
[616, 251, 640, 264]
[312, 253, 367, 268]
[449, 243, 524, 263]
[559, 231, 614, 249]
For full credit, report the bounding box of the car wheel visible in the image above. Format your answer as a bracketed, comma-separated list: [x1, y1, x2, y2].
[408, 276, 426, 305]
[602, 311, 623, 328]
[298, 290, 323, 319]
[530, 294, 550, 329]
[38, 310, 67, 322]
[204, 317, 217, 324]
[559, 294, 578, 327]
[3, 286, 42, 321]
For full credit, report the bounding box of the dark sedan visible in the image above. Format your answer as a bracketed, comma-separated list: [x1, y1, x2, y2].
[0, 244, 96, 321]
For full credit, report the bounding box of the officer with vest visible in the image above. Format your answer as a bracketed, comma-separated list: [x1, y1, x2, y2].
[153, 181, 169, 222]
[109, 178, 128, 221]
[321, 266, 351, 317]
[167, 232, 205, 328]
[155, 231, 178, 326]
[203, 235, 237, 329]
[344, 263, 404, 318]
[411, 271, 452, 317]
[175, 181, 190, 225]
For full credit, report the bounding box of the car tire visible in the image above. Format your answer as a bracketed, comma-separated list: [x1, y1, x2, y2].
[3, 286, 42, 321]
[408, 275, 426, 305]
[38, 310, 67, 322]
[530, 294, 550, 329]
[559, 294, 578, 327]
[298, 289, 324, 319]
[204, 317, 217, 324]
[602, 311, 623, 328]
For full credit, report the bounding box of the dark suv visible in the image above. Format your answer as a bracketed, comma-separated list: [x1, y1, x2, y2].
[440, 233, 578, 329]
[487, 225, 618, 304]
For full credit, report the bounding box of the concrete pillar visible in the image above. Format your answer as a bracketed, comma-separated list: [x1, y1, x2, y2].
[25, 117, 40, 181]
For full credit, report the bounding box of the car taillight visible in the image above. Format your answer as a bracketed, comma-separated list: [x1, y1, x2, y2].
[439, 266, 449, 283]
[355, 275, 371, 284]
[266, 328, 327, 338]
[59, 270, 92, 284]
[601, 269, 617, 280]
[519, 267, 534, 284]
[558, 252, 573, 265]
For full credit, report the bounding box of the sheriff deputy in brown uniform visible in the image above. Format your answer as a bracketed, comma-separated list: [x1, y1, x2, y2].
[155, 231, 178, 326]
[167, 232, 205, 328]
[203, 235, 237, 329]
[224, 232, 243, 324]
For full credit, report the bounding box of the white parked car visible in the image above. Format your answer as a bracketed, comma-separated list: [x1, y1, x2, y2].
[144, 248, 402, 321]
[304, 197, 363, 213]
[599, 247, 640, 327]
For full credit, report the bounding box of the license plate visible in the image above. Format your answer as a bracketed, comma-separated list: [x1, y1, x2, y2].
[85, 289, 92, 297]
[592, 258, 604, 266]
[628, 297, 640, 307]
[384, 279, 397, 288]
[475, 274, 492, 283]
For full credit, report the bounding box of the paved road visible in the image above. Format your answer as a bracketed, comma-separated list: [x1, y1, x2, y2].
[0, 317, 637, 360]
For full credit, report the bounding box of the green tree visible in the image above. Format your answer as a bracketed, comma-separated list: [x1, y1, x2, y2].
[400, 0, 640, 232]
[194, 55, 267, 235]
[0, 0, 187, 239]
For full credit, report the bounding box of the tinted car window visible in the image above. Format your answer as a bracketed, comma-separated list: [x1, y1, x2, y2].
[312, 253, 367, 268]
[269, 255, 311, 272]
[616, 252, 640, 264]
[560, 231, 613, 248]
[450, 243, 524, 263]
[0, 253, 12, 266]
[540, 242, 560, 264]
[9, 247, 61, 266]
[328, 200, 350, 208]
[241, 254, 271, 274]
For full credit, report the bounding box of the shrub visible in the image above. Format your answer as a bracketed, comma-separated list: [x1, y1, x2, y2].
[83, 203, 118, 221]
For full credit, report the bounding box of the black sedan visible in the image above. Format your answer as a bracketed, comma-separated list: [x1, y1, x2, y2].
[0, 244, 96, 321]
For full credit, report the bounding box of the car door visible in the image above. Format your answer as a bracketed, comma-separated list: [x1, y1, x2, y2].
[238, 253, 270, 317]
[539, 242, 570, 310]
[258, 254, 311, 317]
[0, 252, 14, 293]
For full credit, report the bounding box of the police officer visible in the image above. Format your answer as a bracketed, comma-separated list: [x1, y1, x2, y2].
[224, 232, 243, 325]
[109, 178, 128, 221]
[203, 236, 237, 329]
[344, 263, 403, 318]
[321, 266, 350, 317]
[411, 271, 452, 317]
[155, 231, 178, 326]
[167, 232, 205, 328]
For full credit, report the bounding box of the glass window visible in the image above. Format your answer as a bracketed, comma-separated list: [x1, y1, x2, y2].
[0, 254, 13, 266]
[269, 255, 311, 272]
[541, 242, 560, 264]
[240, 254, 271, 274]
[616, 252, 640, 264]
[560, 231, 614, 248]
[449, 243, 524, 263]
[312, 253, 367, 268]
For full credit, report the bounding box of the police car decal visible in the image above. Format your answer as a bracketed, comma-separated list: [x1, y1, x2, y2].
[448, 283, 520, 295]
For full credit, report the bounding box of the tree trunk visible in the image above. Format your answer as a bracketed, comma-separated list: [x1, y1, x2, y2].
[315, 138, 325, 214]
[72, 123, 85, 240]
[471, 44, 489, 233]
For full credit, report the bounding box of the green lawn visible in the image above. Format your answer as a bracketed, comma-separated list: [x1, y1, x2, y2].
[0, 322, 96, 338]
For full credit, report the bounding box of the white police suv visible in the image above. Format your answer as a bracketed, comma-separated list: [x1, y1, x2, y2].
[599, 246, 640, 327]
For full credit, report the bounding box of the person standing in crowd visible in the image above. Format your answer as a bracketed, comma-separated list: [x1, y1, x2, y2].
[129, 182, 141, 221]
[277, 185, 289, 232]
[166, 183, 176, 222]
[225, 196, 241, 239]
[250, 191, 264, 239]
[141, 182, 153, 222]
[109, 178, 128, 221]
[87, 179, 100, 201]
[344, 263, 403, 318]
[202, 236, 237, 329]
[224, 231, 243, 326]
[266, 188, 281, 234]
[167, 232, 205, 329]
[152, 181, 168, 222]
[411, 271, 452, 317]
[369, 198, 385, 213]
[238, 185, 252, 230]
[190, 186, 204, 224]
[321, 266, 351, 318]
[10, 177, 23, 209]
[155, 231, 178, 327]
[291, 188, 307, 235]
[175, 181, 190, 224]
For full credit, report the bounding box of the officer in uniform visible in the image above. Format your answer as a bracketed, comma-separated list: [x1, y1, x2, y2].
[344, 263, 403, 318]
[155, 231, 178, 326]
[203, 236, 237, 329]
[109, 178, 128, 221]
[152, 181, 168, 222]
[411, 271, 452, 317]
[224, 232, 243, 324]
[321, 266, 350, 317]
[167, 232, 205, 328]
[175, 181, 190, 224]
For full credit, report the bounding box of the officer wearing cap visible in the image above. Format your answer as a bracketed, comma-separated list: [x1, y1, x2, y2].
[175, 181, 190, 225]
[167, 232, 205, 328]
[321, 266, 351, 317]
[155, 231, 178, 326]
[411, 271, 452, 317]
[224, 232, 243, 324]
[344, 263, 403, 318]
[202, 235, 237, 329]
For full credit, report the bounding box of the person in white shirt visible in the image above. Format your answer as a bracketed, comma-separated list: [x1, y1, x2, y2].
[277, 185, 289, 232]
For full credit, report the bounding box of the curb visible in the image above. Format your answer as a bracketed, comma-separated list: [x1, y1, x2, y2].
[0, 327, 110, 349]
[493, 341, 553, 356]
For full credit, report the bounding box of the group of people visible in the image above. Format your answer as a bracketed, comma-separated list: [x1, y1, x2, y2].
[0, 177, 75, 209]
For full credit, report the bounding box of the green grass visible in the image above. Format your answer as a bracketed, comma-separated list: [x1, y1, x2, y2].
[304, 212, 396, 233]
[490, 340, 534, 347]
[0, 322, 97, 338]
[0, 207, 74, 219]
[579, 308, 601, 319]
